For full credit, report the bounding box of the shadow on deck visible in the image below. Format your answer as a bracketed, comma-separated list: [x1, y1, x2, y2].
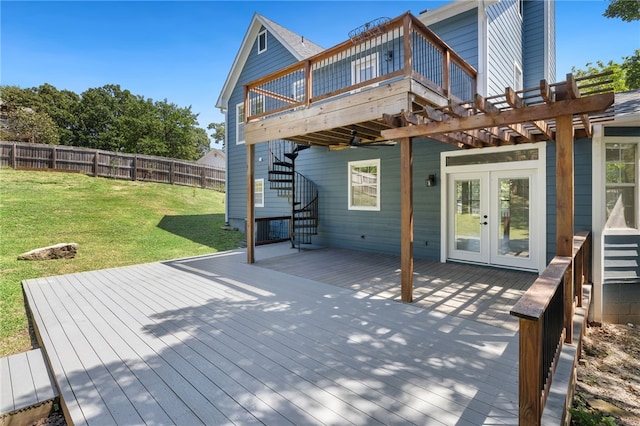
[256, 246, 537, 332]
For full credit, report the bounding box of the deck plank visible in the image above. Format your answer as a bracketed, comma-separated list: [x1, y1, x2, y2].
[0, 355, 15, 413]
[23, 246, 528, 425]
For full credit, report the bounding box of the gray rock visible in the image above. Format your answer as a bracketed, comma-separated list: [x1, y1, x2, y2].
[18, 243, 79, 261]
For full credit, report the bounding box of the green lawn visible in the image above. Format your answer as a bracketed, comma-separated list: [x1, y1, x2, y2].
[0, 169, 242, 356]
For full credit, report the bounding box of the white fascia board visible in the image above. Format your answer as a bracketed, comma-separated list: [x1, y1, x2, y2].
[418, 0, 499, 26]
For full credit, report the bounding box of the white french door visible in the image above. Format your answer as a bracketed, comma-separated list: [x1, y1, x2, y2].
[448, 170, 538, 270]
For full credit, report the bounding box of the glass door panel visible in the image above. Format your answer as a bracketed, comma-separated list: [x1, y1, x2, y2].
[497, 177, 530, 258]
[448, 174, 488, 264]
[455, 179, 481, 253]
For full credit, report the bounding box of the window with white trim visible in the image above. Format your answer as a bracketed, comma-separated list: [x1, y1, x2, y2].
[351, 53, 379, 85]
[258, 30, 267, 54]
[255, 178, 264, 207]
[348, 159, 380, 211]
[605, 141, 637, 228]
[236, 103, 245, 145]
[514, 62, 523, 91]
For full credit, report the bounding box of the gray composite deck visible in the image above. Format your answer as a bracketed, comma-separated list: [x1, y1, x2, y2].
[23, 245, 535, 425]
[0, 348, 58, 416]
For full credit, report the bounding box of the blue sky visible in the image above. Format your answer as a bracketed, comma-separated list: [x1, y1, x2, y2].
[2, 1, 638, 146]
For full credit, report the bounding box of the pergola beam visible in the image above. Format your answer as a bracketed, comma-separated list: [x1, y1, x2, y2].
[381, 93, 614, 140]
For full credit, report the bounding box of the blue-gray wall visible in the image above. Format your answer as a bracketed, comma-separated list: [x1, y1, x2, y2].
[293, 138, 453, 260]
[427, 8, 479, 70]
[486, 0, 523, 95]
[545, 139, 593, 263]
[523, 0, 556, 88]
[227, 26, 301, 230]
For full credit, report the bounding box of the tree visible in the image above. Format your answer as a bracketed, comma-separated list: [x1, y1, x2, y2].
[207, 122, 225, 149]
[571, 49, 640, 92]
[0, 107, 59, 144]
[1, 83, 211, 160]
[604, 0, 640, 22]
[623, 49, 640, 89]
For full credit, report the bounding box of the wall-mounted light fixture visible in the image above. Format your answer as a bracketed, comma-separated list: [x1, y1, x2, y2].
[426, 174, 437, 187]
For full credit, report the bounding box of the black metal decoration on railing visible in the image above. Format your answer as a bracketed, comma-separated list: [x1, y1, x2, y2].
[348, 17, 391, 44]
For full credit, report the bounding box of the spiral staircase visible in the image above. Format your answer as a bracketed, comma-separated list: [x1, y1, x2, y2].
[267, 141, 318, 248]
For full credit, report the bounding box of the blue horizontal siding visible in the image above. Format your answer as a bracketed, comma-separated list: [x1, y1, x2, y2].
[227, 26, 300, 227]
[427, 8, 479, 70]
[545, 139, 593, 263]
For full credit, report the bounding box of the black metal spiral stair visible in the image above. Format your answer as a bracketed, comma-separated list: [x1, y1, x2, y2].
[268, 141, 318, 248]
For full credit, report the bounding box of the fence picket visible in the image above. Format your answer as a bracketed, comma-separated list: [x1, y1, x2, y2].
[0, 141, 225, 191]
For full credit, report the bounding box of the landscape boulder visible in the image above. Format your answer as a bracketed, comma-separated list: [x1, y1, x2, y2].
[17, 243, 79, 261]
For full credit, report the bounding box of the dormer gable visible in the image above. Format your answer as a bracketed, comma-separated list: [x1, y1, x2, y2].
[216, 14, 323, 112]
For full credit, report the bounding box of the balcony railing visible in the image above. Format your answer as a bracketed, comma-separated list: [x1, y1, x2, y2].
[245, 13, 477, 122]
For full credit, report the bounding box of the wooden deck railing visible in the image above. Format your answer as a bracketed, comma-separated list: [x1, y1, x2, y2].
[510, 231, 591, 425]
[245, 13, 477, 122]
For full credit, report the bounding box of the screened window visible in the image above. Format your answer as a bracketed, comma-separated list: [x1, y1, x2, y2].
[236, 103, 245, 145]
[255, 179, 264, 207]
[348, 159, 380, 211]
[606, 143, 637, 228]
[258, 30, 267, 54]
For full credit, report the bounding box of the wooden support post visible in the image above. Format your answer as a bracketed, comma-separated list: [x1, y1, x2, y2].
[304, 60, 312, 108]
[93, 150, 99, 177]
[556, 114, 574, 343]
[519, 318, 543, 426]
[170, 161, 175, 184]
[51, 146, 57, 169]
[11, 143, 17, 168]
[247, 144, 255, 264]
[400, 137, 413, 303]
[443, 49, 451, 98]
[403, 15, 413, 78]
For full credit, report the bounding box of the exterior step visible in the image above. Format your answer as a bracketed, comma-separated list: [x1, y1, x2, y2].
[0, 349, 59, 424]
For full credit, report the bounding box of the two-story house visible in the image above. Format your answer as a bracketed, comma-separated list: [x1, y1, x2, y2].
[217, 0, 638, 324]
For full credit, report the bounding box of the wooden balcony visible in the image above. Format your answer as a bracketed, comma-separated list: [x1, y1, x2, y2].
[244, 13, 476, 148]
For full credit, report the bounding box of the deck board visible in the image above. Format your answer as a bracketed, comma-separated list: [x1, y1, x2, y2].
[23, 246, 530, 425]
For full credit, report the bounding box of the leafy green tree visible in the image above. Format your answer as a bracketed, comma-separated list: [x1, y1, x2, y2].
[0, 107, 59, 144]
[32, 84, 80, 146]
[207, 122, 225, 149]
[571, 49, 640, 92]
[2, 83, 210, 160]
[623, 49, 640, 89]
[604, 0, 640, 22]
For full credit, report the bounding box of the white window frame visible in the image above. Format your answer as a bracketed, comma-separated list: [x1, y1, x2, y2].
[348, 158, 381, 211]
[603, 136, 639, 230]
[254, 178, 264, 208]
[351, 53, 379, 85]
[258, 30, 267, 54]
[235, 102, 245, 145]
[514, 61, 523, 91]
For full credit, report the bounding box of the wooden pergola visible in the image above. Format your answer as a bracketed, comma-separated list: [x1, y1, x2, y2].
[245, 73, 614, 305]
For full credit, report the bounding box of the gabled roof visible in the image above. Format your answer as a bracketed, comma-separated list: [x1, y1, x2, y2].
[216, 13, 324, 111]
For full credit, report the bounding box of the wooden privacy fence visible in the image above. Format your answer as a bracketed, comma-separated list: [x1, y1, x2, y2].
[0, 141, 225, 191]
[510, 231, 591, 425]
